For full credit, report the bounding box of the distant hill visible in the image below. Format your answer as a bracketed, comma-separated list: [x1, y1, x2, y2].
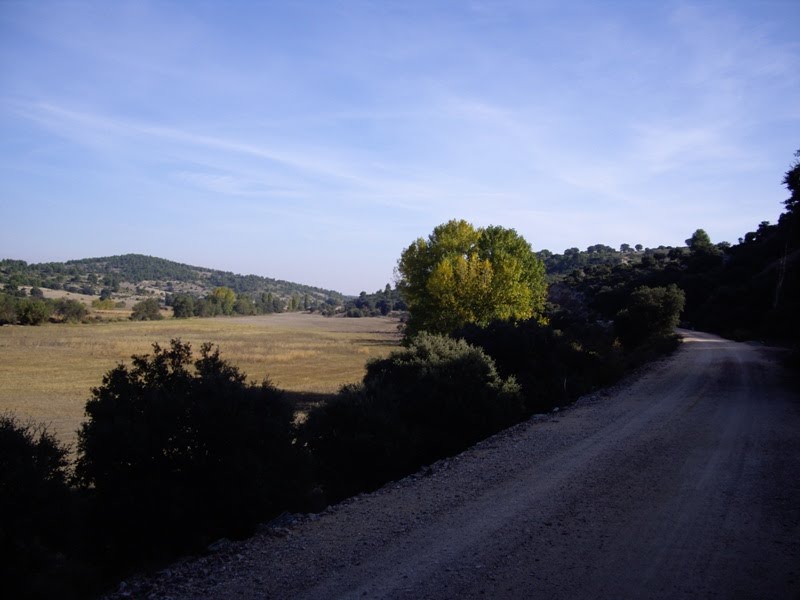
[0, 254, 346, 303]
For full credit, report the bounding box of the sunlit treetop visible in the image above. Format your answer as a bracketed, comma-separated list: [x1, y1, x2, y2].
[397, 220, 547, 336]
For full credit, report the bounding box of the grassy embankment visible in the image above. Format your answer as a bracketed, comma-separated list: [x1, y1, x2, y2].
[0, 313, 401, 448]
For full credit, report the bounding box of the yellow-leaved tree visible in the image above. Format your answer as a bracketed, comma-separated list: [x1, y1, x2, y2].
[397, 220, 547, 336]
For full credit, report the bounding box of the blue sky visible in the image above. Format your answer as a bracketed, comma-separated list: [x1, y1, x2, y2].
[1, 1, 798, 295]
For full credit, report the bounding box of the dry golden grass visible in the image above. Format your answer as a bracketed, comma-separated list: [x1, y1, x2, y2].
[0, 313, 401, 448]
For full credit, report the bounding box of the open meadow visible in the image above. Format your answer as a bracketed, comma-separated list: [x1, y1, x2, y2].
[0, 313, 401, 448]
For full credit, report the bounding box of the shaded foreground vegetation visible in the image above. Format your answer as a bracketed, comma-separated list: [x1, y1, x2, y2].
[305, 333, 525, 501]
[74, 342, 305, 565]
[2, 286, 681, 598]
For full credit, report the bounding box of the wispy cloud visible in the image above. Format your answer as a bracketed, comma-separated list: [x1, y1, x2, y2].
[630, 121, 739, 174]
[17, 103, 364, 182]
[11, 100, 560, 217]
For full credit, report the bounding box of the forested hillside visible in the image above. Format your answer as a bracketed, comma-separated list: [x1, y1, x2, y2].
[0, 254, 344, 303]
[538, 150, 799, 344]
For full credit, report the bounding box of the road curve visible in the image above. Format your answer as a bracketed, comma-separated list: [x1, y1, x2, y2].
[112, 331, 800, 599]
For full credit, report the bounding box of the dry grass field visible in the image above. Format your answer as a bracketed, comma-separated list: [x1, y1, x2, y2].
[0, 313, 401, 448]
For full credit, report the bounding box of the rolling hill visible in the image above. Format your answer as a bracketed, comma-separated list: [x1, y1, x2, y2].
[0, 254, 346, 303]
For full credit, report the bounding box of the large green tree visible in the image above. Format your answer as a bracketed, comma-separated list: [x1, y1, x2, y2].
[685, 228, 718, 254]
[397, 220, 547, 335]
[171, 294, 195, 318]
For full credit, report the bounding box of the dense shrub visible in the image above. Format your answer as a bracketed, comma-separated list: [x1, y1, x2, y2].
[16, 298, 51, 325]
[303, 333, 522, 502]
[171, 294, 195, 318]
[614, 284, 685, 348]
[130, 297, 163, 321]
[456, 319, 624, 414]
[0, 414, 74, 599]
[54, 298, 88, 323]
[363, 334, 524, 444]
[74, 340, 304, 561]
[91, 298, 116, 310]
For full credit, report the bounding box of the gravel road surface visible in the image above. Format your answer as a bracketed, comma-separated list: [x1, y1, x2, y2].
[110, 330, 800, 599]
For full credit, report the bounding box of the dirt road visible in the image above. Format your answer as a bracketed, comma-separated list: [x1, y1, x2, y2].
[113, 331, 800, 599]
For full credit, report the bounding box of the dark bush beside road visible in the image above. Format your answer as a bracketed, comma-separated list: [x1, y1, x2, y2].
[303, 333, 523, 503]
[74, 340, 306, 563]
